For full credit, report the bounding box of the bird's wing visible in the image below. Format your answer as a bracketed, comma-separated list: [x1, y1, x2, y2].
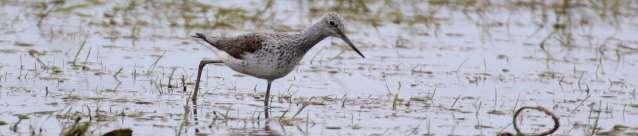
[193, 33, 267, 59]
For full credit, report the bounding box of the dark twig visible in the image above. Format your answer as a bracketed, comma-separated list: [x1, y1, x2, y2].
[512, 106, 560, 136]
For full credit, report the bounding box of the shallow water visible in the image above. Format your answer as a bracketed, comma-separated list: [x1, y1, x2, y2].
[1, 0, 638, 135]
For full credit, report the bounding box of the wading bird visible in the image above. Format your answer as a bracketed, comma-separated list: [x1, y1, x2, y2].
[192, 13, 364, 118]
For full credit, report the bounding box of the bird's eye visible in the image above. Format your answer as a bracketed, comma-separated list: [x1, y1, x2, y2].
[328, 20, 335, 26]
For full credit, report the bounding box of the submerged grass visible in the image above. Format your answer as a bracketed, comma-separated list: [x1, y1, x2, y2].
[61, 117, 90, 136]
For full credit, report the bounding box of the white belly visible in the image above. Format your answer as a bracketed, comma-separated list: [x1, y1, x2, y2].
[219, 52, 299, 80]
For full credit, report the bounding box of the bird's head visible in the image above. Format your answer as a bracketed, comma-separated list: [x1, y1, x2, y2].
[320, 12, 365, 58]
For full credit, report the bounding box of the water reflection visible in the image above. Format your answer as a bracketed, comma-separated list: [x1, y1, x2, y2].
[191, 99, 278, 135]
[233, 119, 281, 136]
[192, 102, 200, 134]
[264, 106, 271, 119]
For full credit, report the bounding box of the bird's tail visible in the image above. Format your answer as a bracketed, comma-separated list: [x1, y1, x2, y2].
[192, 33, 216, 47]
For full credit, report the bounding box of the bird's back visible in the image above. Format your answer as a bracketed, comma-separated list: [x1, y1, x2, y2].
[195, 33, 298, 59]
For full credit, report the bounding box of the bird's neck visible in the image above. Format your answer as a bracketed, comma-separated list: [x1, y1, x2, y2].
[297, 23, 330, 53]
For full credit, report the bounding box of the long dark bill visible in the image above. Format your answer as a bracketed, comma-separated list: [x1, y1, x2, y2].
[337, 30, 365, 58]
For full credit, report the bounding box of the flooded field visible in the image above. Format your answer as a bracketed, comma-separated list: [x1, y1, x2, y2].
[1, 0, 638, 135]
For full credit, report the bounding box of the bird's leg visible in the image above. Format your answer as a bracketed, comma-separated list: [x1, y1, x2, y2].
[192, 59, 223, 103]
[264, 80, 273, 118]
